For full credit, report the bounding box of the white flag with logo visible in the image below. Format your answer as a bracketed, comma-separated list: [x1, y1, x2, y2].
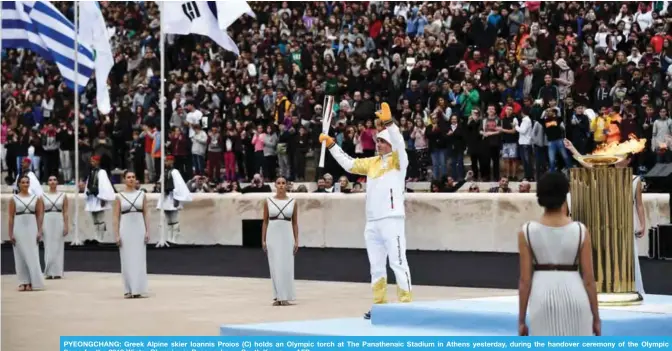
[163, 1, 239, 55]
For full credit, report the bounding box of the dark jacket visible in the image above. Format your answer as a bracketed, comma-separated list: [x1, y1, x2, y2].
[466, 118, 484, 154]
[446, 124, 466, 153]
[425, 124, 448, 151]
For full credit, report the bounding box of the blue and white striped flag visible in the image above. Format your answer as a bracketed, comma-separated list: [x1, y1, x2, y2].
[1, 0, 95, 92]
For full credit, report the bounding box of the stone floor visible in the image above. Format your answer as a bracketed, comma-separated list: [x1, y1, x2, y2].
[1, 272, 513, 351]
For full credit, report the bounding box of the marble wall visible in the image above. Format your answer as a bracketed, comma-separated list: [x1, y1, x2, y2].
[1, 193, 669, 255]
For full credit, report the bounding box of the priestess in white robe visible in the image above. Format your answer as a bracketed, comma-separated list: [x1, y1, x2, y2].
[9, 175, 45, 291]
[42, 176, 69, 279]
[14, 171, 43, 197]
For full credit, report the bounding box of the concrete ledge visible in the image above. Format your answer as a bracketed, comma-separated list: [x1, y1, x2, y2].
[1, 193, 668, 254]
[0, 181, 535, 194]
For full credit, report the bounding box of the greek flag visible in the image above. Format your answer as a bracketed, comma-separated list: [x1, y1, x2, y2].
[1, 1, 95, 92]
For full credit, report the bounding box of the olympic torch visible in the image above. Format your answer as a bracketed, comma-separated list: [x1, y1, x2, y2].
[319, 95, 335, 168]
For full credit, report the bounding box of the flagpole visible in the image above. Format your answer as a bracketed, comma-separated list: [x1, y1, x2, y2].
[72, 0, 81, 246]
[157, 1, 166, 247]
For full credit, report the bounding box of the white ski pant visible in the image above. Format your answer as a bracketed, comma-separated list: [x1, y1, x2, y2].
[364, 216, 412, 304]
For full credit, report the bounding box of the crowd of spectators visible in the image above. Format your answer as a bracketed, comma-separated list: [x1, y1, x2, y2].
[3, 1, 672, 193]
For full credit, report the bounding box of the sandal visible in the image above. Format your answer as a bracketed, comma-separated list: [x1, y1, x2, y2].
[132, 294, 142, 299]
[45, 276, 53, 280]
[25, 285, 33, 291]
[272, 301, 281, 306]
[18, 285, 26, 291]
[124, 293, 132, 299]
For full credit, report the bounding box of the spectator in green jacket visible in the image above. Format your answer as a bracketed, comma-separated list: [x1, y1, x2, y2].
[460, 81, 480, 118]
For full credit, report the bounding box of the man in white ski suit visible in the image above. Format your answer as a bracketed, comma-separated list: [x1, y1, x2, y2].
[319, 102, 412, 319]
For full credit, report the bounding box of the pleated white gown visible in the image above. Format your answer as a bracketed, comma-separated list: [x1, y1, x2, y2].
[12, 194, 45, 289]
[266, 197, 296, 302]
[525, 221, 592, 336]
[43, 192, 65, 277]
[632, 176, 645, 296]
[118, 191, 148, 296]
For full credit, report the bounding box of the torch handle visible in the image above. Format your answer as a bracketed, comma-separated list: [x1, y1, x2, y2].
[319, 141, 327, 168]
[318, 95, 334, 169]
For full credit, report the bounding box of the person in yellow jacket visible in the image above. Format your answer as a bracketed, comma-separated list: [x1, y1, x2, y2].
[590, 107, 611, 145]
[319, 102, 412, 320]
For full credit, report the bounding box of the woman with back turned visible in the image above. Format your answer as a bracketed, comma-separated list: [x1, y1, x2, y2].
[518, 172, 601, 336]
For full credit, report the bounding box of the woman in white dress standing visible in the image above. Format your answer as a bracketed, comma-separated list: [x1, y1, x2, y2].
[43, 175, 69, 279]
[8, 175, 45, 291]
[114, 171, 149, 299]
[518, 172, 600, 336]
[262, 176, 299, 306]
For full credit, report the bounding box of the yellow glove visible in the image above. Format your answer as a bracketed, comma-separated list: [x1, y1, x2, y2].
[375, 102, 393, 125]
[319, 133, 335, 148]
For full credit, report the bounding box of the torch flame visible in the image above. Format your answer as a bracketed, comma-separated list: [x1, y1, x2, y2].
[591, 134, 647, 156]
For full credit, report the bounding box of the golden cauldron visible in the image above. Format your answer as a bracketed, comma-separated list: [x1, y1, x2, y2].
[570, 165, 641, 306]
[572, 154, 626, 167]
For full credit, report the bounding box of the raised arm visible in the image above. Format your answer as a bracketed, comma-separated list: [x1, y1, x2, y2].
[376, 102, 409, 170]
[319, 134, 375, 176]
[563, 139, 592, 168]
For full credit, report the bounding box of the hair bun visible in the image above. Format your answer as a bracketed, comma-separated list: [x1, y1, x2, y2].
[536, 172, 569, 211]
[537, 195, 566, 210]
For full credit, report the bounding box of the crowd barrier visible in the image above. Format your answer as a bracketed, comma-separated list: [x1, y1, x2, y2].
[1, 193, 669, 255]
